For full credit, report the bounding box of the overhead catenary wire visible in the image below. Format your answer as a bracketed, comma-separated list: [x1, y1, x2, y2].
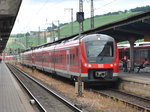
[94, 0, 118, 11]
[23, 0, 66, 32]
[81, 0, 118, 22]
[22, 0, 118, 33]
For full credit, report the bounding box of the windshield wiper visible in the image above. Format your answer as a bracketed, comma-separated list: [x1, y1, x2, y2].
[100, 55, 104, 61]
[97, 54, 105, 61]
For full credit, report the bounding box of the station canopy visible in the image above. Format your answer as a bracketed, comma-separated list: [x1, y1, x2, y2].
[62, 11, 150, 43]
[0, 0, 22, 53]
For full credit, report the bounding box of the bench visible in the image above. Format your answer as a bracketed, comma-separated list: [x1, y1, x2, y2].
[135, 63, 150, 73]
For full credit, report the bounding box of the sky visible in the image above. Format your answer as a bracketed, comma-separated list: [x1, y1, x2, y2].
[11, 0, 150, 34]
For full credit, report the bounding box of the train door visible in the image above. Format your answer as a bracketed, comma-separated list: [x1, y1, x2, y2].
[140, 49, 148, 63]
[32, 52, 35, 66]
[49, 52, 51, 68]
[134, 49, 140, 64]
[66, 50, 70, 75]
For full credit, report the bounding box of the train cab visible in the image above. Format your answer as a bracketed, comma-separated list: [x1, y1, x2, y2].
[79, 34, 119, 82]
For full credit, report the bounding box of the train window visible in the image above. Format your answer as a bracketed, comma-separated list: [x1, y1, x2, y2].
[51, 55, 53, 63]
[40, 56, 42, 62]
[50, 56, 51, 63]
[37, 56, 38, 62]
[73, 54, 75, 65]
[38, 56, 40, 62]
[43, 55, 45, 62]
[55, 55, 57, 63]
[85, 41, 114, 58]
[134, 50, 140, 63]
[61, 55, 62, 63]
[67, 55, 69, 64]
[59, 55, 61, 64]
[57, 55, 58, 63]
[58, 55, 59, 63]
[61, 55, 63, 63]
[76, 48, 78, 56]
[70, 54, 72, 65]
[69, 54, 75, 65]
[119, 51, 123, 60]
[72, 54, 74, 65]
[140, 50, 148, 59]
[56, 55, 58, 63]
[148, 50, 150, 58]
[53, 55, 54, 63]
[125, 50, 130, 59]
[52, 55, 54, 63]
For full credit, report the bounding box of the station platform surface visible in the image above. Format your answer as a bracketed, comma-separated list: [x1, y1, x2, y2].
[0, 61, 35, 112]
[118, 71, 150, 85]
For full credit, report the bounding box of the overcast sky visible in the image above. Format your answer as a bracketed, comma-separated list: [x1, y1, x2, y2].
[11, 0, 150, 34]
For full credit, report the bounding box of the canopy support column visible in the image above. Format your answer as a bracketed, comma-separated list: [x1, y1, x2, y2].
[129, 38, 136, 72]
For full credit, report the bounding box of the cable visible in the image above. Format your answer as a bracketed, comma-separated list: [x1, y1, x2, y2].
[23, 0, 65, 32]
[83, 0, 118, 16]
[94, 0, 118, 11]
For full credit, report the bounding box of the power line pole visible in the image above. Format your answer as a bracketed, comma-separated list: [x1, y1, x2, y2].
[65, 8, 74, 35]
[38, 26, 40, 45]
[25, 34, 27, 49]
[51, 21, 55, 42]
[71, 8, 73, 34]
[44, 30, 46, 43]
[57, 20, 60, 40]
[44, 18, 48, 43]
[91, 0, 94, 29]
[25, 33, 28, 49]
[79, 0, 84, 32]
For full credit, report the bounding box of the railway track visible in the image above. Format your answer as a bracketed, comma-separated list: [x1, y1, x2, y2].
[7, 63, 82, 112]
[92, 88, 150, 112]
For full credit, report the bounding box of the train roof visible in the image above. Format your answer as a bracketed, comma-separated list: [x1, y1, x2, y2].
[135, 42, 150, 46]
[81, 34, 114, 42]
[21, 35, 84, 53]
[118, 42, 150, 48]
[22, 34, 115, 53]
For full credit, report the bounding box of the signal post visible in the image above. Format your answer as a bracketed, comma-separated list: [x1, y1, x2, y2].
[75, 75, 84, 97]
[75, 2, 85, 96]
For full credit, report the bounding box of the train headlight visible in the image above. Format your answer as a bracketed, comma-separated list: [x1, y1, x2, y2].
[84, 63, 87, 67]
[114, 63, 117, 66]
[110, 64, 113, 67]
[98, 37, 101, 40]
[88, 64, 92, 67]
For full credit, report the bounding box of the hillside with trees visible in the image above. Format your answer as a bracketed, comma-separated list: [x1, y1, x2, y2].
[6, 5, 150, 55]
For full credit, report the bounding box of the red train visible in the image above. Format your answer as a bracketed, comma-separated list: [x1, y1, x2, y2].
[2, 55, 17, 63]
[21, 34, 119, 82]
[118, 42, 150, 64]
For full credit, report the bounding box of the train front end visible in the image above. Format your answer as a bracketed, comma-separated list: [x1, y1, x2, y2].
[80, 34, 119, 82]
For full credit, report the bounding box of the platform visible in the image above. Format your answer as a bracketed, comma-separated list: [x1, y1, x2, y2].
[0, 61, 35, 112]
[119, 71, 150, 85]
[118, 71, 150, 97]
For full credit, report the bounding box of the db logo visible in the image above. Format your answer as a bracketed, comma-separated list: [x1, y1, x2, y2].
[98, 64, 104, 68]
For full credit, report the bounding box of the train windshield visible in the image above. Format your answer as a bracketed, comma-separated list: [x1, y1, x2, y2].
[85, 41, 114, 58]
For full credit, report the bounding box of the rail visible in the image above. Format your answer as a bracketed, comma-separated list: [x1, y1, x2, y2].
[92, 89, 150, 112]
[7, 63, 82, 112]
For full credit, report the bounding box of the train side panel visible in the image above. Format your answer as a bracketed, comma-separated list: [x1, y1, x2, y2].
[21, 34, 119, 83]
[54, 40, 80, 78]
